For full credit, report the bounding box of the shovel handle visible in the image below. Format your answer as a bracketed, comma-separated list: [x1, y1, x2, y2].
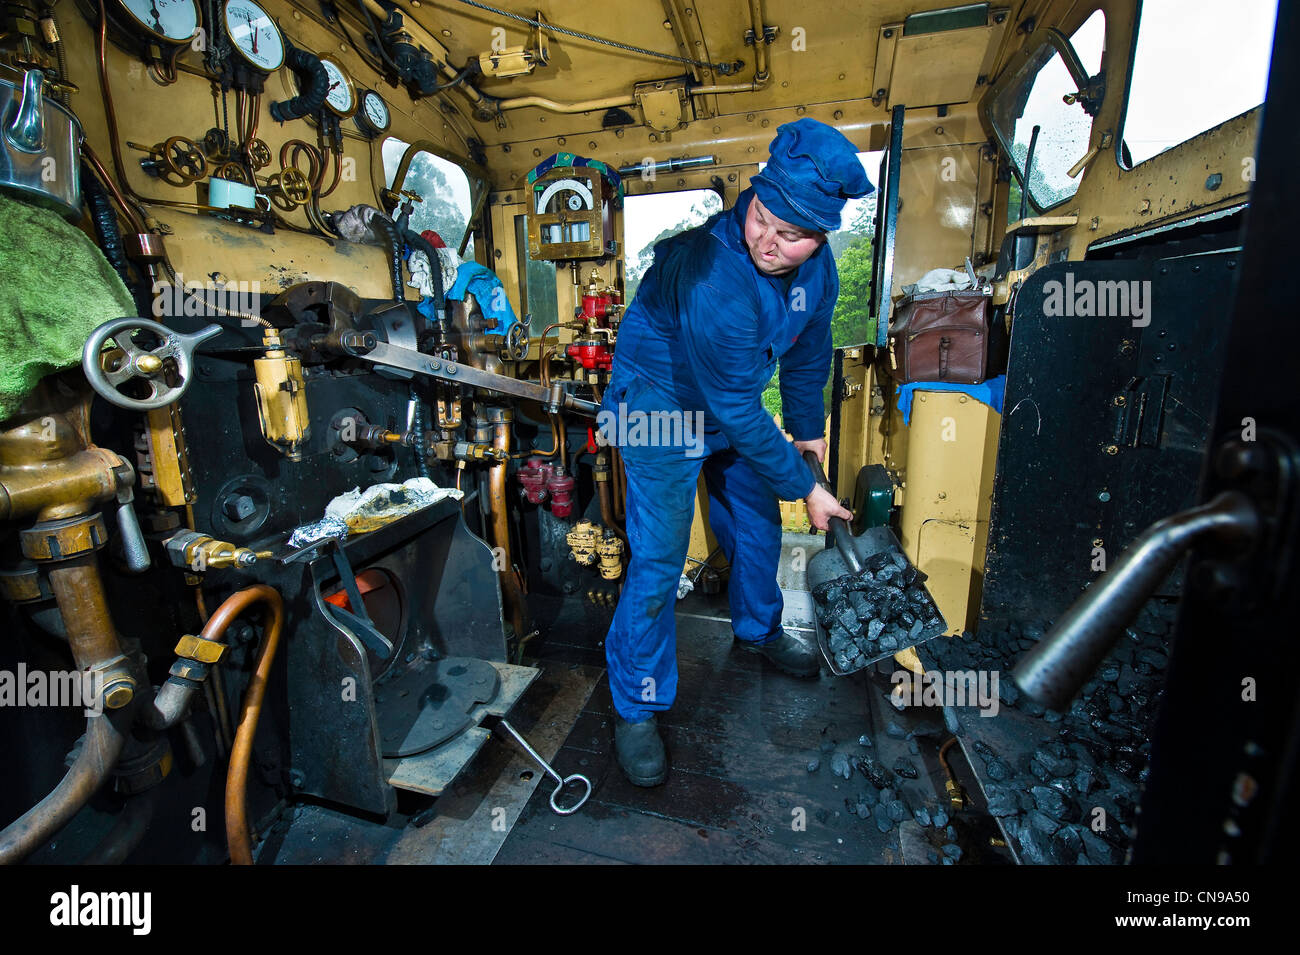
[803, 451, 862, 575]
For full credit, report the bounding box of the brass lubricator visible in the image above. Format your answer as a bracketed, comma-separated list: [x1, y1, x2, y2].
[252, 328, 310, 461]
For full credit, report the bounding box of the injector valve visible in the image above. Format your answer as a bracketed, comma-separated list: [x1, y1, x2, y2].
[164, 530, 271, 572]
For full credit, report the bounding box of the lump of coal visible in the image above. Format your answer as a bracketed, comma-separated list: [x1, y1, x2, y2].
[886, 799, 907, 823]
[913, 806, 932, 827]
[885, 721, 907, 740]
[807, 759, 820, 773]
[873, 804, 895, 833]
[942, 843, 964, 861]
[830, 752, 853, 780]
[1031, 785, 1070, 820]
[932, 809, 949, 828]
[985, 759, 1015, 783]
[856, 755, 895, 790]
[858, 734, 873, 748]
[984, 786, 1020, 817]
[892, 758, 919, 780]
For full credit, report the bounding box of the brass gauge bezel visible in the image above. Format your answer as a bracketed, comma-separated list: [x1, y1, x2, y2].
[313, 57, 357, 119]
[355, 88, 391, 137]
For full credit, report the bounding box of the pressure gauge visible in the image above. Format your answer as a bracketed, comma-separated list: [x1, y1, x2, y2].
[223, 0, 284, 72]
[116, 0, 200, 44]
[355, 89, 390, 137]
[317, 58, 355, 117]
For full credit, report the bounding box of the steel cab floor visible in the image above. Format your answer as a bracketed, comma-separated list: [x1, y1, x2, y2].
[495, 584, 1006, 865]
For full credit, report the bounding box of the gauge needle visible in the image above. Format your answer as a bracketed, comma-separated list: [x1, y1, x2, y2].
[244, 13, 258, 54]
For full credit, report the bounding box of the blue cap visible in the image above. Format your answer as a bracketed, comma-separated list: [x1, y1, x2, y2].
[750, 118, 874, 233]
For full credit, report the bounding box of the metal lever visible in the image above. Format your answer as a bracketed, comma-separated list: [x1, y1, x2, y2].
[495, 718, 591, 815]
[803, 450, 861, 575]
[115, 496, 151, 573]
[1012, 491, 1260, 711]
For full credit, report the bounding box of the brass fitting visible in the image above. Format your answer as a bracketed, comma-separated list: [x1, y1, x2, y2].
[566, 520, 600, 567]
[253, 329, 310, 461]
[164, 530, 270, 572]
[0, 383, 131, 523]
[945, 777, 966, 811]
[453, 440, 508, 462]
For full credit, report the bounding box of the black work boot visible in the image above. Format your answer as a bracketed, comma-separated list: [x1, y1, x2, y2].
[614, 714, 667, 787]
[736, 630, 822, 677]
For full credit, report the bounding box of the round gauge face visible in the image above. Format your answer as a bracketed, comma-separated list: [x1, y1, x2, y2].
[359, 90, 390, 134]
[223, 0, 284, 72]
[118, 0, 200, 43]
[318, 59, 354, 116]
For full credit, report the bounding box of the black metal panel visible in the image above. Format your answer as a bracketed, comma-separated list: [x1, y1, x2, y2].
[980, 254, 1238, 628]
[183, 357, 421, 544]
[1135, 0, 1300, 864]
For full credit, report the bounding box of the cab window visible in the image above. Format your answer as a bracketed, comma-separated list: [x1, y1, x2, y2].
[989, 10, 1106, 213]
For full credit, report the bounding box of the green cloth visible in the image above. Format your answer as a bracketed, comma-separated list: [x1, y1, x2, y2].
[0, 190, 136, 420]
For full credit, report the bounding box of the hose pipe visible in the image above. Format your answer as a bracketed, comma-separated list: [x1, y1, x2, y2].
[269, 43, 330, 122]
[409, 387, 429, 478]
[368, 212, 405, 304]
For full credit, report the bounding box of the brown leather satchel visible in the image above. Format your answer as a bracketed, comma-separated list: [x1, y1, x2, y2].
[888, 291, 994, 384]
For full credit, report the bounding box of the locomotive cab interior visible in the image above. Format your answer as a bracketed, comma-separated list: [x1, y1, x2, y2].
[0, 0, 1294, 871]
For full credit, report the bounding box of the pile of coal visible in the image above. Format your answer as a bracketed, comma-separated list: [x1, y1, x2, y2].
[919, 598, 1177, 864]
[812, 549, 944, 671]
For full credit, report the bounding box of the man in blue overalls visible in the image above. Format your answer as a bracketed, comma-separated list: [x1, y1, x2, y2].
[600, 119, 872, 786]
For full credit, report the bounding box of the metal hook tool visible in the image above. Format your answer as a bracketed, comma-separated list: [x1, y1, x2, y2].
[496, 719, 592, 815]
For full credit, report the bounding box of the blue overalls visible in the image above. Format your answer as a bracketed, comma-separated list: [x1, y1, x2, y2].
[601, 188, 837, 722]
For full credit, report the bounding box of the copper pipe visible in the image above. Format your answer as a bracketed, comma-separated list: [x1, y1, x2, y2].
[612, 446, 627, 522]
[221, 585, 285, 866]
[596, 451, 627, 544]
[486, 412, 528, 640]
[46, 557, 127, 675]
[0, 707, 132, 864]
[81, 142, 147, 235]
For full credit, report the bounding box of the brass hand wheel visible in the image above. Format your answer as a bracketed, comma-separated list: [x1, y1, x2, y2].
[267, 166, 312, 210]
[213, 162, 251, 184]
[158, 136, 207, 187]
[247, 138, 272, 170]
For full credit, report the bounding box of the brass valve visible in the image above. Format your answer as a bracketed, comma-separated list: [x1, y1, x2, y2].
[453, 441, 508, 463]
[266, 166, 312, 210]
[127, 137, 208, 188]
[253, 329, 310, 461]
